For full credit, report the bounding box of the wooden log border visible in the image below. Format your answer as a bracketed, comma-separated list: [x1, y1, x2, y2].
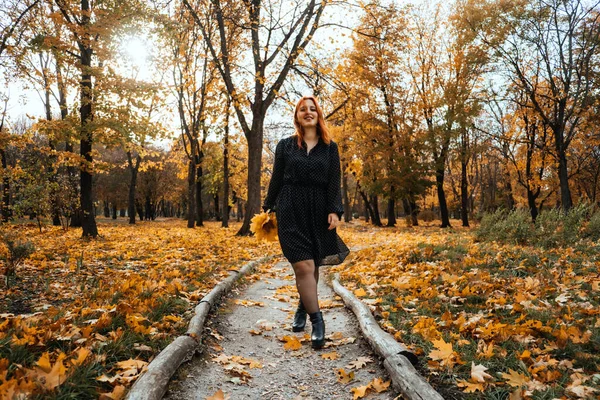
[331, 273, 444, 400]
[126, 255, 274, 400]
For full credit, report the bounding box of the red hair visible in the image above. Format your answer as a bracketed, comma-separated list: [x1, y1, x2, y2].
[293, 95, 331, 147]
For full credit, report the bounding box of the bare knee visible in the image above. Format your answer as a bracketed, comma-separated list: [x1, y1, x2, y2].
[292, 260, 315, 279]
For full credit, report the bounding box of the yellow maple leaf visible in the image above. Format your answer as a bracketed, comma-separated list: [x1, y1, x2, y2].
[501, 369, 530, 387]
[353, 288, 367, 297]
[456, 379, 485, 393]
[70, 347, 91, 367]
[429, 338, 456, 367]
[250, 211, 278, 242]
[31, 352, 69, 391]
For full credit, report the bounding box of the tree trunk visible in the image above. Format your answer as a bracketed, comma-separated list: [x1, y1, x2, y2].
[386, 198, 396, 227]
[342, 168, 351, 223]
[237, 117, 264, 235]
[136, 199, 144, 221]
[370, 195, 382, 226]
[111, 203, 117, 219]
[557, 147, 573, 212]
[196, 160, 204, 226]
[214, 194, 220, 221]
[436, 167, 451, 228]
[0, 148, 10, 222]
[460, 156, 469, 228]
[145, 195, 153, 220]
[359, 190, 376, 223]
[78, 0, 97, 237]
[222, 99, 230, 227]
[127, 151, 140, 224]
[187, 160, 196, 228]
[103, 200, 109, 217]
[527, 188, 539, 222]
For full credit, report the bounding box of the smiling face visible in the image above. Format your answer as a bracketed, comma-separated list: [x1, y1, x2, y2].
[295, 99, 319, 130]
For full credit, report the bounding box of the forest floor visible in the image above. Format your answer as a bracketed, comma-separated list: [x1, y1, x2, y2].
[1, 217, 599, 399]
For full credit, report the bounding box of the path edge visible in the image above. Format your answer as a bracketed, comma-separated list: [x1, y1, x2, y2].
[125, 255, 274, 400]
[330, 273, 444, 400]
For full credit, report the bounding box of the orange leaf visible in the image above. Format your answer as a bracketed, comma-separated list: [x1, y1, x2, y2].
[321, 351, 339, 360]
[99, 385, 126, 400]
[351, 384, 371, 399]
[336, 368, 355, 384]
[281, 335, 302, 351]
[370, 377, 390, 392]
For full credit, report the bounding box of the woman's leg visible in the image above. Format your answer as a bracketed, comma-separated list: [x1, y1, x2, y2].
[291, 259, 319, 314]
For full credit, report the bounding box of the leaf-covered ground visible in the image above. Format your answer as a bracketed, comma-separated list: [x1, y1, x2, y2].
[332, 222, 600, 399]
[3, 218, 598, 399]
[0, 218, 282, 399]
[0, 218, 391, 399]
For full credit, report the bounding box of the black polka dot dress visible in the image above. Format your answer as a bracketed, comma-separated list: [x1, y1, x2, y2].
[262, 135, 350, 267]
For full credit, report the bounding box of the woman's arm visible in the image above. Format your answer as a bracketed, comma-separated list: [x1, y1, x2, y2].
[262, 140, 285, 212]
[327, 142, 344, 219]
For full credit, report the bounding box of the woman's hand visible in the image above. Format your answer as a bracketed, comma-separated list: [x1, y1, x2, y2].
[328, 213, 340, 230]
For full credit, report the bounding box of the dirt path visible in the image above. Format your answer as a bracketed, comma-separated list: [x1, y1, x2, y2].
[165, 260, 398, 400]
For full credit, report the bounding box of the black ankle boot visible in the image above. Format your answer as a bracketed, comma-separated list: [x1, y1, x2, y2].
[309, 311, 325, 349]
[292, 300, 307, 332]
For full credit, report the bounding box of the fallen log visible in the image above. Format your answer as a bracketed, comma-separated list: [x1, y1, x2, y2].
[331, 274, 444, 400]
[126, 256, 273, 400]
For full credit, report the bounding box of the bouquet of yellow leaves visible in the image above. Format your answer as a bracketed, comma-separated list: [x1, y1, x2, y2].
[250, 210, 278, 242]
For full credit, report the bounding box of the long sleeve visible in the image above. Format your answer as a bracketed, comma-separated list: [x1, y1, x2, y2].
[327, 142, 344, 218]
[262, 140, 285, 212]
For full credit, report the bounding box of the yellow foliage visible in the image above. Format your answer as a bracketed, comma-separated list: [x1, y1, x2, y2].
[250, 211, 278, 242]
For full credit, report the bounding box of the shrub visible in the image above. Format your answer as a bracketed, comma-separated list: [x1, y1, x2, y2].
[584, 211, 600, 241]
[497, 208, 534, 245]
[561, 202, 591, 244]
[0, 233, 35, 287]
[534, 208, 562, 248]
[474, 208, 508, 242]
[418, 209, 436, 222]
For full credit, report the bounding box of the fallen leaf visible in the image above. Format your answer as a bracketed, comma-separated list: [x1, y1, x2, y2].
[501, 369, 530, 387]
[471, 362, 492, 383]
[336, 368, 355, 384]
[281, 335, 302, 351]
[351, 384, 371, 399]
[321, 352, 339, 360]
[99, 385, 126, 400]
[347, 356, 373, 370]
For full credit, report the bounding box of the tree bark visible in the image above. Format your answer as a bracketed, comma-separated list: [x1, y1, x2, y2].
[195, 158, 204, 226]
[557, 145, 573, 212]
[222, 98, 230, 227]
[78, 0, 97, 237]
[370, 195, 382, 226]
[238, 116, 264, 234]
[342, 167, 351, 223]
[436, 167, 451, 228]
[386, 198, 396, 227]
[460, 156, 469, 227]
[187, 160, 196, 228]
[0, 148, 9, 223]
[127, 151, 141, 224]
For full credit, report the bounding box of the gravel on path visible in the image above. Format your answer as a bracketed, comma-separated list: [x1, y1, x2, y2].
[164, 260, 399, 400]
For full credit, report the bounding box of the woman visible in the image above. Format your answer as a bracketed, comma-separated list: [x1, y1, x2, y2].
[262, 95, 350, 349]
